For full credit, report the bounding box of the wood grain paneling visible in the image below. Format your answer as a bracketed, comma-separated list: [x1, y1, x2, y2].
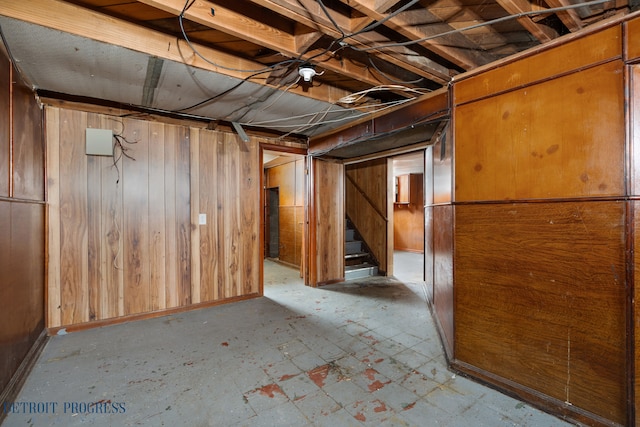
[314, 158, 344, 285]
[0, 45, 9, 198]
[346, 159, 389, 273]
[630, 64, 640, 197]
[47, 107, 262, 328]
[631, 65, 640, 427]
[454, 26, 621, 105]
[454, 201, 627, 425]
[634, 200, 640, 427]
[393, 206, 424, 252]
[197, 130, 260, 302]
[394, 174, 424, 253]
[0, 40, 46, 400]
[0, 200, 45, 398]
[59, 109, 89, 325]
[265, 159, 304, 267]
[455, 60, 625, 202]
[626, 16, 640, 62]
[433, 204, 453, 358]
[12, 72, 44, 201]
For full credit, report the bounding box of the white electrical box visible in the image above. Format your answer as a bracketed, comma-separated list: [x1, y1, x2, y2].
[86, 128, 113, 156]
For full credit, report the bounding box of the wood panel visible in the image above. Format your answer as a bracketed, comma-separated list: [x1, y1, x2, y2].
[424, 147, 434, 303]
[634, 200, 640, 427]
[454, 201, 627, 425]
[58, 109, 89, 325]
[47, 107, 262, 328]
[455, 60, 625, 202]
[630, 64, 640, 197]
[454, 26, 621, 105]
[632, 67, 640, 427]
[12, 71, 44, 201]
[197, 129, 260, 301]
[265, 159, 304, 267]
[626, 15, 640, 62]
[394, 173, 424, 252]
[393, 205, 424, 252]
[0, 44, 9, 198]
[433, 204, 453, 358]
[279, 206, 297, 265]
[0, 200, 45, 398]
[123, 120, 151, 315]
[47, 108, 196, 327]
[314, 158, 344, 285]
[0, 39, 46, 400]
[346, 159, 389, 273]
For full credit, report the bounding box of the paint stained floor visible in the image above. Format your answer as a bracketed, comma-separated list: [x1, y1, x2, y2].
[2, 258, 573, 426]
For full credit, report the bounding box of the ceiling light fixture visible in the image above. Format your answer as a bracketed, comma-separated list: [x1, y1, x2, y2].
[298, 65, 317, 83]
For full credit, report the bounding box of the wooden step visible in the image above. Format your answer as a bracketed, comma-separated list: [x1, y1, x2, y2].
[345, 263, 379, 280]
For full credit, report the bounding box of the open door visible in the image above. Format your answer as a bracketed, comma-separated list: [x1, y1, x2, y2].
[306, 157, 344, 286]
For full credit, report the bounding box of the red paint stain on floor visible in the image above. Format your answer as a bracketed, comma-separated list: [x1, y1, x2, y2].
[307, 364, 330, 388]
[279, 374, 297, 381]
[374, 358, 384, 364]
[368, 380, 389, 391]
[363, 368, 378, 380]
[373, 400, 387, 413]
[257, 383, 285, 398]
[221, 342, 229, 347]
[403, 402, 416, 411]
[354, 412, 366, 422]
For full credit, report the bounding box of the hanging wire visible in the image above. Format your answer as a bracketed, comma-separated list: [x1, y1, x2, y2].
[351, 0, 612, 52]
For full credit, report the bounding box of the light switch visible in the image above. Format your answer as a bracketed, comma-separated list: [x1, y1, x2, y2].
[199, 213, 207, 225]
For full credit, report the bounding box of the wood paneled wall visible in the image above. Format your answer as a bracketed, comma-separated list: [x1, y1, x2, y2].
[0, 42, 45, 408]
[629, 27, 640, 426]
[311, 158, 344, 285]
[393, 173, 424, 253]
[46, 107, 261, 329]
[430, 131, 454, 358]
[346, 159, 390, 274]
[452, 23, 628, 426]
[265, 159, 304, 266]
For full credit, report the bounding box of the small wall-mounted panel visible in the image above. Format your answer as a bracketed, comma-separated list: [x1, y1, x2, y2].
[85, 128, 113, 156]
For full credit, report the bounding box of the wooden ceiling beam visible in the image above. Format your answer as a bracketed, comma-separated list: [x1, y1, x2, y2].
[496, 0, 559, 42]
[136, 0, 427, 93]
[544, 0, 584, 32]
[246, 0, 453, 83]
[336, 0, 492, 70]
[0, 0, 353, 104]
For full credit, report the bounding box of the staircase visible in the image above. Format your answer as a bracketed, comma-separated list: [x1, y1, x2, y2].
[344, 218, 379, 280]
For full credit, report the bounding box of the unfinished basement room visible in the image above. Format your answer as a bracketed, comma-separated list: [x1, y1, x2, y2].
[1, 0, 639, 426]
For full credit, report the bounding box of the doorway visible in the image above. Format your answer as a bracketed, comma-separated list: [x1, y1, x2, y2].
[261, 146, 306, 287]
[391, 151, 425, 285]
[266, 188, 279, 258]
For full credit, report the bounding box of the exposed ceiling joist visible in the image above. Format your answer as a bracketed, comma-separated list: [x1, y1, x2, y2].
[0, 0, 631, 142]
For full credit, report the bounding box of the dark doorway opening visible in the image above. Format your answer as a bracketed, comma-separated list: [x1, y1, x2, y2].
[267, 188, 280, 259]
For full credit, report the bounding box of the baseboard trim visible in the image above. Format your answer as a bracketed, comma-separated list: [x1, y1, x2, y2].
[450, 359, 623, 427]
[47, 293, 261, 335]
[0, 328, 49, 425]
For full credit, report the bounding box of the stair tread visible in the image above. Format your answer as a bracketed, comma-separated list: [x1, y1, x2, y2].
[345, 252, 369, 259]
[345, 263, 376, 271]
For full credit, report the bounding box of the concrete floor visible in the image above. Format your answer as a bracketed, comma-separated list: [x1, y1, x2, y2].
[2, 256, 573, 426]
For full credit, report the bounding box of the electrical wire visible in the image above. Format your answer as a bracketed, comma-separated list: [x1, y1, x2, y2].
[351, 0, 613, 52]
[241, 97, 414, 130]
[367, 57, 425, 85]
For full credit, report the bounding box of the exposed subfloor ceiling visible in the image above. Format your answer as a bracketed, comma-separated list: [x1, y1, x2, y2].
[0, 0, 633, 148]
